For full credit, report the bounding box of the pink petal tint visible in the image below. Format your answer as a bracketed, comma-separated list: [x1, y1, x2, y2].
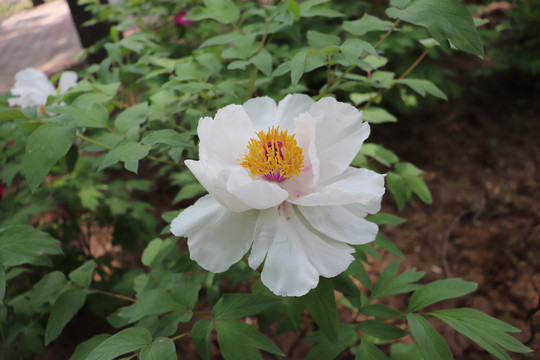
[175, 12, 193, 26]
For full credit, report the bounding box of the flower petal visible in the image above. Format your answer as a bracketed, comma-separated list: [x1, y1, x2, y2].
[171, 195, 258, 272]
[8, 68, 56, 108]
[249, 203, 355, 296]
[187, 160, 289, 212]
[307, 97, 370, 182]
[58, 71, 78, 93]
[243, 94, 314, 132]
[198, 104, 254, 165]
[242, 96, 278, 131]
[290, 167, 385, 208]
[298, 204, 379, 245]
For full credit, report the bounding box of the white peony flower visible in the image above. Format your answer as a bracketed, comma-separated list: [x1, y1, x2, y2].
[171, 94, 385, 296]
[8, 67, 78, 108]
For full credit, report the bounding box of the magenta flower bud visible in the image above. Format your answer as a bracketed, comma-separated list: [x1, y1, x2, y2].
[175, 12, 193, 26]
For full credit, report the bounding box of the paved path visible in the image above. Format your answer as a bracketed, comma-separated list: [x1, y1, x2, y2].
[0, 0, 82, 93]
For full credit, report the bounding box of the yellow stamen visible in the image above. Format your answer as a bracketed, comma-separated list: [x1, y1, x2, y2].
[240, 126, 304, 182]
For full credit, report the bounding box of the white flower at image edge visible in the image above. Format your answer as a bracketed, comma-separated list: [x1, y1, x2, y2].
[8, 67, 78, 108]
[171, 94, 385, 296]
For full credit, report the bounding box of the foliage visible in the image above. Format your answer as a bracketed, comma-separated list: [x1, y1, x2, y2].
[0, 0, 531, 359]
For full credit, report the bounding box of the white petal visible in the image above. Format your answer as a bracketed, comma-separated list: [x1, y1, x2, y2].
[9, 68, 55, 107]
[298, 204, 379, 245]
[187, 160, 288, 212]
[307, 97, 370, 182]
[243, 94, 314, 132]
[274, 94, 314, 131]
[291, 167, 385, 208]
[199, 104, 254, 165]
[283, 112, 320, 196]
[171, 195, 258, 272]
[58, 71, 78, 93]
[249, 203, 355, 296]
[242, 96, 278, 131]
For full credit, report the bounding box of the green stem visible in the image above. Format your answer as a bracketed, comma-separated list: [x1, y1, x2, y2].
[76, 133, 113, 150]
[398, 47, 430, 80]
[77, 285, 138, 302]
[170, 330, 192, 342]
[362, 47, 431, 110]
[245, 21, 270, 100]
[371, 18, 401, 51]
[317, 18, 401, 100]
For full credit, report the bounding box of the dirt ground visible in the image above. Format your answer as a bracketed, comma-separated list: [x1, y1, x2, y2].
[369, 66, 540, 359]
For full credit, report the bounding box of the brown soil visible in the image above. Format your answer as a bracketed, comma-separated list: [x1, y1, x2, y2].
[370, 66, 540, 359]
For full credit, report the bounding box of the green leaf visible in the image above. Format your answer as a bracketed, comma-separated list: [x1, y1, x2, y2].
[307, 30, 340, 51]
[355, 340, 391, 359]
[92, 82, 121, 97]
[0, 264, 5, 303]
[72, 93, 113, 107]
[117, 289, 185, 323]
[431, 308, 532, 359]
[216, 320, 284, 360]
[394, 162, 423, 176]
[334, 273, 362, 309]
[404, 175, 433, 204]
[99, 141, 151, 173]
[396, 79, 447, 100]
[387, 172, 410, 211]
[361, 304, 401, 319]
[141, 129, 192, 148]
[85, 327, 152, 360]
[386, 0, 484, 56]
[139, 338, 176, 360]
[222, 34, 258, 59]
[304, 324, 358, 360]
[141, 238, 167, 267]
[22, 121, 77, 191]
[358, 320, 409, 340]
[287, 0, 300, 21]
[390, 343, 422, 360]
[299, 0, 343, 18]
[69, 334, 110, 360]
[30, 271, 67, 306]
[346, 259, 372, 290]
[151, 311, 192, 338]
[192, 318, 213, 360]
[166, 273, 202, 309]
[370, 260, 424, 300]
[249, 49, 273, 77]
[78, 186, 104, 211]
[0, 225, 62, 267]
[359, 143, 399, 167]
[408, 279, 477, 313]
[340, 39, 379, 65]
[184, 0, 240, 24]
[69, 260, 95, 288]
[374, 233, 405, 258]
[0, 106, 33, 121]
[363, 107, 397, 124]
[45, 287, 87, 345]
[173, 183, 207, 204]
[115, 102, 148, 134]
[367, 212, 406, 226]
[290, 49, 309, 85]
[48, 104, 109, 128]
[200, 32, 243, 48]
[407, 313, 453, 360]
[343, 14, 394, 36]
[213, 294, 281, 320]
[300, 277, 338, 342]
